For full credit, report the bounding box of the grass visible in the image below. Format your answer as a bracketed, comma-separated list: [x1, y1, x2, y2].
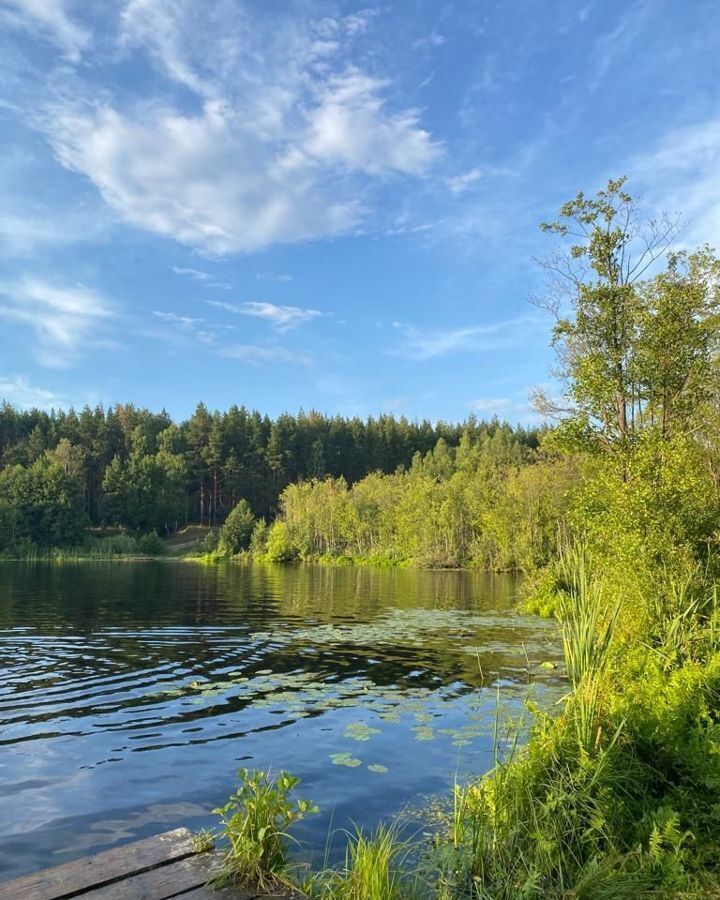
[308, 823, 422, 900]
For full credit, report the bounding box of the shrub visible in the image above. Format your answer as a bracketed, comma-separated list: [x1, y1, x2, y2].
[218, 499, 255, 556]
[213, 769, 316, 890]
[138, 531, 165, 556]
[264, 521, 300, 562]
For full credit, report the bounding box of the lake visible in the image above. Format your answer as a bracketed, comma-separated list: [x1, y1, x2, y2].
[0, 562, 563, 880]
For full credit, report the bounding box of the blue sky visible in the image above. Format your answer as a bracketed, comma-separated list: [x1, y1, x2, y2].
[1, 0, 719, 423]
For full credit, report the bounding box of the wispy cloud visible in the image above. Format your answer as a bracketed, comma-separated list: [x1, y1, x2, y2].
[412, 32, 446, 51]
[40, 3, 440, 255]
[392, 316, 543, 360]
[469, 395, 538, 421]
[446, 165, 512, 195]
[153, 310, 205, 327]
[469, 397, 511, 412]
[218, 344, 314, 367]
[590, 0, 653, 89]
[0, 374, 64, 409]
[172, 265, 231, 289]
[0, 278, 113, 367]
[172, 266, 210, 281]
[208, 300, 322, 332]
[0, 0, 90, 61]
[255, 272, 293, 283]
[631, 115, 720, 248]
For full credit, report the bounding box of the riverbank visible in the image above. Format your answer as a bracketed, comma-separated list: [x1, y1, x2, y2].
[201, 548, 720, 898]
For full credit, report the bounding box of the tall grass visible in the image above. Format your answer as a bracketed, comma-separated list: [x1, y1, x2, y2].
[556, 546, 619, 752]
[310, 822, 421, 900]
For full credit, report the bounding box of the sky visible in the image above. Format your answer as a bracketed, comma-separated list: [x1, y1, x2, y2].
[1, 0, 719, 424]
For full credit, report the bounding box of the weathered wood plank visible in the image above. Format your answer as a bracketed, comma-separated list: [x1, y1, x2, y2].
[180, 886, 304, 900]
[0, 828, 196, 900]
[80, 851, 222, 900]
[178, 886, 262, 900]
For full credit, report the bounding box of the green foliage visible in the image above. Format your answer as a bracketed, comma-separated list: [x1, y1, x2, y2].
[264, 520, 301, 562]
[249, 518, 269, 555]
[311, 823, 420, 900]
[536, 178, 720, 453]
[212, 768, 317, 890]
[0, 401, 541, 544]
[256, 441, 579, 570]
[218, 498, 255, 556]
[137, 531, 165, 556]
[0, 456, 87, 551]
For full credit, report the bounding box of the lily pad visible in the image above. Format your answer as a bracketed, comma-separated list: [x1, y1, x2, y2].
[330, 752, 362, 768]
[368, 764, 389, 774]
[343, 721, 381, 742]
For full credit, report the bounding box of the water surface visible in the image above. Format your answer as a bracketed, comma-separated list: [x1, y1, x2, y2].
[0, 562, 563, 879]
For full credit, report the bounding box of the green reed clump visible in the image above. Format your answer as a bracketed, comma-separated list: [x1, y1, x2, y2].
[556, 546, 619, 752]
[310, 822, 421, 900]
[212, 768, 317, 890]
[432, 546, 720, 898]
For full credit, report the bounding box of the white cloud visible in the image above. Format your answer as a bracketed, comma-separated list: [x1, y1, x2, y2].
[412, 32, 446, 50]
[343, 8, 379, 37]
[0, 278, 112, 367]
[218, 344, 314, 366]
[305, 70, 440, 176]
[631, 116, 720, 248]
[0, 0, 89, 61]
[393, 316, 543, 360]
[255, 272, 293, 283]
[172, 266, 231, 289]
[153, 310, 204, 326]
[48, 100, 362, 255]
[172, 266, 210, 281]
[446, 165, 511, 195]
[41, 4, 439, 254]
[590, 0, 653, 89]
[208, 300, 322, 332]
[469, 395, 538, 421]
[0, 374, 63, 409]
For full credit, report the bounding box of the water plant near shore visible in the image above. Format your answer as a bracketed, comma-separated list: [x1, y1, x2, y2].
[211, 769, 318, 890]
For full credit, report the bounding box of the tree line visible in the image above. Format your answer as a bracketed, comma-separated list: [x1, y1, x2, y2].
[0, 402, 542, 553]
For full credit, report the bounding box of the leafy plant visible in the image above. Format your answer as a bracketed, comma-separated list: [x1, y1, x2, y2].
[212, 768, 317, 890]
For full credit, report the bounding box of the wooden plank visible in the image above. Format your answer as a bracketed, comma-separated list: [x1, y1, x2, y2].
[178, 886, 262, 900]
[0, 828, 196, 900]
[80, 851, 223, 900]
[180, 885, 303, 900]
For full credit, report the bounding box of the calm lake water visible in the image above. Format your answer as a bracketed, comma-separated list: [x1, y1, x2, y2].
[0, 562, 563, 880]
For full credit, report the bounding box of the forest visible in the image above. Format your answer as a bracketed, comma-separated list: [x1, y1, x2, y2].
[0, 402, 542, 557]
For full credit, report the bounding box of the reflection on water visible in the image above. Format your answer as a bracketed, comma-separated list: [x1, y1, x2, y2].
[0, 562, 563, 880]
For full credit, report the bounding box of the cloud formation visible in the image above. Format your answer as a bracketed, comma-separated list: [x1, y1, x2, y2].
[0, 277, 112, 367]
[208, 300, 322, 332]
[0, 0, 90, 60]
[392, 316, 543, 360]
[41, 3, 440, 254]
[0, 373, 63, 409]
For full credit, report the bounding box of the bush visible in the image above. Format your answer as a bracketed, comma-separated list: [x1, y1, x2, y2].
[264, 521, 300, 562]
[138, 531, 165, 556]
[213, 769, 316, 890]
[200, 528, 220, 554]
[249, 518, 269, 556]
[219, 499, 255, 556]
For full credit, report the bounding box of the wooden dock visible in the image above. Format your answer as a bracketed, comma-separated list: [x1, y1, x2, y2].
[0, 828, 303, 900]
